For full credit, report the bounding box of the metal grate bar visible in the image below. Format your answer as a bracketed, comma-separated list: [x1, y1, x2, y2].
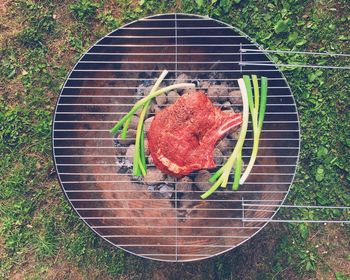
[58, 164, 296, 167]
[53, 137, 299, 140]
[81, 216, 248, 220]
[54, 155, 299, 158]
[139, 253, 213, 257]
[54, 120, 299, 124]
[62, 86, 289, 89]
[92, 225, 260, 229]
[69, 198, 285, 202]
[54, 112, 298, 116]
[65, 190, 288, 194]
[243, 219, 350, 224]
[62, 181, 293, 184]
[95, 43, 255, 47]
[83, 52, 274, 55]
[56, 103, 291, 106]
[100, 235, 250, 238]
[78, 61, 247, 64]
[106, 35, 246, 38]
[241, 48, 350, 57]
[97, 244, 248, 248]
[67, 77, 286, 80]
[55, 147, 299, 150]
[53, 129, 299, 132]
[80, 216, 259, 221]
[61, 172, 295, 176]
[113, 26, 237, 30]
[243, 204, 350, 210]
[58, 95, 291, 98]
[71, 69, 284, 73]
[240, 62, 350, 70]
[174, 14, 178, 261]
[75, 208, 275, 212]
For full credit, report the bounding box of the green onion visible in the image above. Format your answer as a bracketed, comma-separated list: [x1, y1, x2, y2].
[239, 76, 268, 184]
[121, 118, 131, 139]
[220, 153, 235, 188]
[199, 176, 224, 200]
[201, 78, 249, 199]
[202, 76, 268, 199]
[133, 100, 149, 176]
[258, 77, 268, 128]
[252, 75, 259, 115]
[140, 128, 146, 167]
[137, 154, 146, 176]
[243, 75, 255, 118]
[208, 165, 224, 183]
[232, 150, 242, 190]
[133, 70, 167, 176]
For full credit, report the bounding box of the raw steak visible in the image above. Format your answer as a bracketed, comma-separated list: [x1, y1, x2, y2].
[147, 91, 242, 177]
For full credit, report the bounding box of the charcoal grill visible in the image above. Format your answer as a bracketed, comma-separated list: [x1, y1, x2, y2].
[52, 13, 300, 262]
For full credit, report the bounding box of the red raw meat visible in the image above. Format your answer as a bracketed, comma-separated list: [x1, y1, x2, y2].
[147, 91, 242, 177]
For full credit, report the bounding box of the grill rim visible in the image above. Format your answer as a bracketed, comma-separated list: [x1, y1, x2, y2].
[51, 12, 301, 263]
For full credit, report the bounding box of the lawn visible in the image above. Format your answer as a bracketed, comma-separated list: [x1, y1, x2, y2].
[0, 0, 349, 279]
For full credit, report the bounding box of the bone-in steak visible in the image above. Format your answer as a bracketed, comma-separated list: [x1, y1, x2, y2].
[148, 91, 242, 177]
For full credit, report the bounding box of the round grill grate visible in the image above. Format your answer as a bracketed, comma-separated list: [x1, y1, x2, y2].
[52, 13, 300, 262]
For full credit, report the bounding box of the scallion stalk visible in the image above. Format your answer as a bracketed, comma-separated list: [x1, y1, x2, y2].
[220, 153, 236, 188]
[252, 75, 259, 115]
[232, 150, 242, 190]
[209, 165, 225, 183]
[258, 77, 268, 128]
[133, 101, 149, 176]
[140, 128, 146, 167]
[121, 118, 131, 139]
[201, 78, 249, 199]
[132, 70, 168, 176]
[200, 176, 224, 200]
[239, 76, 268, 184]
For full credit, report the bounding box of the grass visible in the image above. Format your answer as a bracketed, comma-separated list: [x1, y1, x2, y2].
[0, 0, 349, 279]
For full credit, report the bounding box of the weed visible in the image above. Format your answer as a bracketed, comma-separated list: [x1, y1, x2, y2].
[16, 1, 56, 48]
[70, 0, 100, 22]
[18, 27, 44, 48]
[336, 272, 350, 280]
[97, 11, 120, 30]
[68, 34, 85, 54]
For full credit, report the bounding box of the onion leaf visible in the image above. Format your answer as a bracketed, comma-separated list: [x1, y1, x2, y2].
[258, 77, 268, 128]
[121, 118, 131, 139]
[133, 100, 150, 176]
[239, 76, 268, 185]
[202, 78, 249, 199]
[200, 176, 224, 199]
[133, 70, 168, 176]
[220, 154, 236, 188]
[140, 127, 146, 168]
[209, 165, 225, 183]
[243, 75, 254, 116]
[232, 150, 242, 190]
[252, 74, 259, 114]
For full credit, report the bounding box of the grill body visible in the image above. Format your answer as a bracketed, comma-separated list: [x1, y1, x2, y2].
[52, 13, 300, 262]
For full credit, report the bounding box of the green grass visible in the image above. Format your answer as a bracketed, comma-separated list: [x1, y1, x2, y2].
[0, 0, 349, 279]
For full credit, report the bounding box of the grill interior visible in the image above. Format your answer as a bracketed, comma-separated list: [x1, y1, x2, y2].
[52, 13, 300, 262]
